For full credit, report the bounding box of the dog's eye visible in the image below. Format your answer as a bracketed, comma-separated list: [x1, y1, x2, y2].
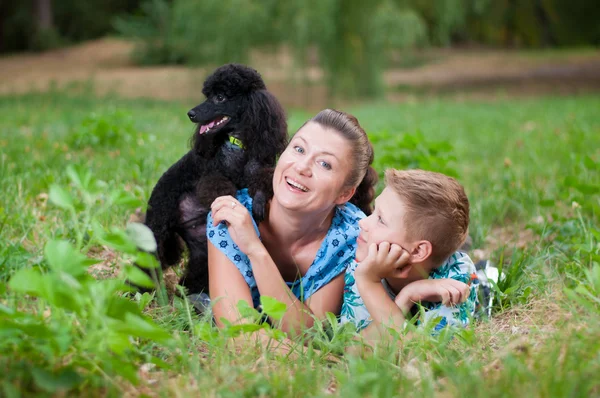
[214, 94, 226, 103]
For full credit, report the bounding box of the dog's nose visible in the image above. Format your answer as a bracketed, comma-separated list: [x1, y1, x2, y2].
[187, 110, 197, 122]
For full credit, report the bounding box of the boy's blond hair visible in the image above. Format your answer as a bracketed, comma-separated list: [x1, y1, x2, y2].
[384, 169, 470, 266]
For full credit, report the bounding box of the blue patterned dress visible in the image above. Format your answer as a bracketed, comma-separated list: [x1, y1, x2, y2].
[340, 251, 478, 332]
[206, 189, 365, 308]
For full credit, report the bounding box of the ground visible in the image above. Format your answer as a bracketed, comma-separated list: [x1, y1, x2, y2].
[1, 38, 599, 108]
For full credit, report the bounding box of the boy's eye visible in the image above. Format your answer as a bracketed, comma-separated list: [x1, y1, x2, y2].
[377, 215, 385, 225]
[319, 161, 331, 170]
[294, 145, 304, 154]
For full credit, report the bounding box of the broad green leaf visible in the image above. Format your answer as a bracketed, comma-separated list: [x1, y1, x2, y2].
[124, 266, 155, 289]
[9, 268, 45, 296]
[126, 222, 157, 253]
[260, 296, 287, 321]
[31, 367, 82, 393]
[573, 183, 599, 195]
[539, 199, 555, 207]
[135, 251, 159, 269]
[99, 228, 138, 253]
[119, 313, 173, 342]
[135, 291, 155, 311]
[107, 296, 143, 320]
[65, 165, 83, 188]
[111, 191, 143, 208]
[44, 240, 98, 276]
[106, 331, 133, 355]
[49, 185, 74, 209]
[237, 299, 260, 321]
[583, 155, 597, 170]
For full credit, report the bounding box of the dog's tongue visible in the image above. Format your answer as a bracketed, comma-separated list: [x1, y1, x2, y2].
[199, 121, 216, 135]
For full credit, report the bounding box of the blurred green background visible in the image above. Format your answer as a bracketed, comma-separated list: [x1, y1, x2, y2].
[1, 0, 599, 102]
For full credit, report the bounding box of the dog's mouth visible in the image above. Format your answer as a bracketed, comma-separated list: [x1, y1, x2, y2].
[199, 115, 230, 135]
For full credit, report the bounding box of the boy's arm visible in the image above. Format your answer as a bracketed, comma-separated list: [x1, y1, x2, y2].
[395, 278, 473, 330]
[353, 242, 411, 341]
[355, 276, 408, 340]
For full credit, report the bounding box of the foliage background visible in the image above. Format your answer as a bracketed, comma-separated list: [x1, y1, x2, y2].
[1, 0, 599, 97]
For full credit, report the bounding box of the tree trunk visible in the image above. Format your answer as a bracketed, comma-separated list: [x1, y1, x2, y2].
[34, 0, 53, 30]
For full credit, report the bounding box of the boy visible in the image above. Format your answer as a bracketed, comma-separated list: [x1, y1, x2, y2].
[340, 169, 477, 338]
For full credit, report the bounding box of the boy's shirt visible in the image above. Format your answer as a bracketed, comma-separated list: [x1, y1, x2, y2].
[340, 251, 478, 332]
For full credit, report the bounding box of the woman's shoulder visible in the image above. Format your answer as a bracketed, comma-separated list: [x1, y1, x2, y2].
[235, 188, 254, 210]
[333, 201, 366, 228]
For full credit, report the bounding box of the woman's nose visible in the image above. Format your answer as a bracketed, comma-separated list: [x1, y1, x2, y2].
[294, 157, 312, 176]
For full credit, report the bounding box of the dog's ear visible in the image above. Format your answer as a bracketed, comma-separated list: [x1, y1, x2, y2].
[242, 90, 289, 166]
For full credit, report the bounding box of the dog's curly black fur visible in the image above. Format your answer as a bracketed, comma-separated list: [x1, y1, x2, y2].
[143, 64, 288, 295]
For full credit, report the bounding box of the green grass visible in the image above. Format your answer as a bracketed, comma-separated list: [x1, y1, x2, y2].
[1, 91, 599, 397]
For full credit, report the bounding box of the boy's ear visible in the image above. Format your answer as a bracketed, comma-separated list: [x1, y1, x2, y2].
[335, 186, 357, 205]
[410, 240, 433, 263]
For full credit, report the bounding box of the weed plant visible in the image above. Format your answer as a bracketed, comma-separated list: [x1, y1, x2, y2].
[0, 92, 599, 396]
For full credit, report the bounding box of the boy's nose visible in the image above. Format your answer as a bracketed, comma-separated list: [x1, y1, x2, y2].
[358, 217, 367, 231]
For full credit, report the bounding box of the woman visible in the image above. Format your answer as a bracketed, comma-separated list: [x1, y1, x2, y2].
[207, 109, 379, 334]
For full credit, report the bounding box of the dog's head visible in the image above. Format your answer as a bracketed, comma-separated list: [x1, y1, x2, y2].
[187, 64, 288, 164]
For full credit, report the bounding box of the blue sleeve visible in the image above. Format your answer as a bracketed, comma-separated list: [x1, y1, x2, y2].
[206, 189, 261, 307]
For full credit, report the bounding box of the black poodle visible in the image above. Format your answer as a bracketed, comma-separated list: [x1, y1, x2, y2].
[143, 64, 288, 295]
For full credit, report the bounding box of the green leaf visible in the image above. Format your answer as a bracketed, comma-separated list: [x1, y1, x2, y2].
[260, 296, 287, 321]
[66, 165, 83, 188]
[107, 296, 143, 320]
[539, 199, 555, 207]
[111, 191, 143, 208]
[106, 331, 133, 355]
[99, 228, 138, 253]
[9, 268, 45, 296]
[49, 185, 74, 209]
[126, 222, 157, 253]
[124, 266, 155, 289]
[573, 183, 599, 195]
[135, 292, 155, 311]
[237, 299, 260, 321]
[119, 313, 172, 342]
[135, 251, 159, 269]
[583, 155, 597, 170]
[31, 367, 82, 393]
[45, 240, 96, 276]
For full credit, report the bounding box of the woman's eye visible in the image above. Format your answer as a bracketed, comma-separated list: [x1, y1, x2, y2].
[319, 161, 331, 170]
[294, 146, 304, 154]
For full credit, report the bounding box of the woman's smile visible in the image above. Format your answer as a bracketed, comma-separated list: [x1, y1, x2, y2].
[284, 176, 309, 192]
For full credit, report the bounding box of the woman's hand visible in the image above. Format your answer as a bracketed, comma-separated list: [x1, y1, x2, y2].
[354, 241, 411, 283]
[211, 195, 263, 256]
[394, 278, 470, 314]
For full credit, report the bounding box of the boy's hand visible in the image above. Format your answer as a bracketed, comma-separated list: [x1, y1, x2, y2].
[395, 279, 470, 314]
[355, 242, 411, 283]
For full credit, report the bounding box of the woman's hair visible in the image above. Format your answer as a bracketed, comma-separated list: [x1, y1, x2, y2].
[307, 109, 377, 215]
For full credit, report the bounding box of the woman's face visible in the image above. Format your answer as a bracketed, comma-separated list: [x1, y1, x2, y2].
[273, 122, 355, 213]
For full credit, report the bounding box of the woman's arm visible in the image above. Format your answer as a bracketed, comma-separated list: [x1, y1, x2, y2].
[248, 245, 344, 333]
[210, 195, 344, 335]
[208, 241, 254, 327]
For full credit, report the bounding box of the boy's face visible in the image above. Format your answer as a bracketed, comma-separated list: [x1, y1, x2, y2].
[355, 187, 412, 263]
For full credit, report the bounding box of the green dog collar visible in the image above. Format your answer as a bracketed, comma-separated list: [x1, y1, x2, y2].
[229, 136, 245, 149]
